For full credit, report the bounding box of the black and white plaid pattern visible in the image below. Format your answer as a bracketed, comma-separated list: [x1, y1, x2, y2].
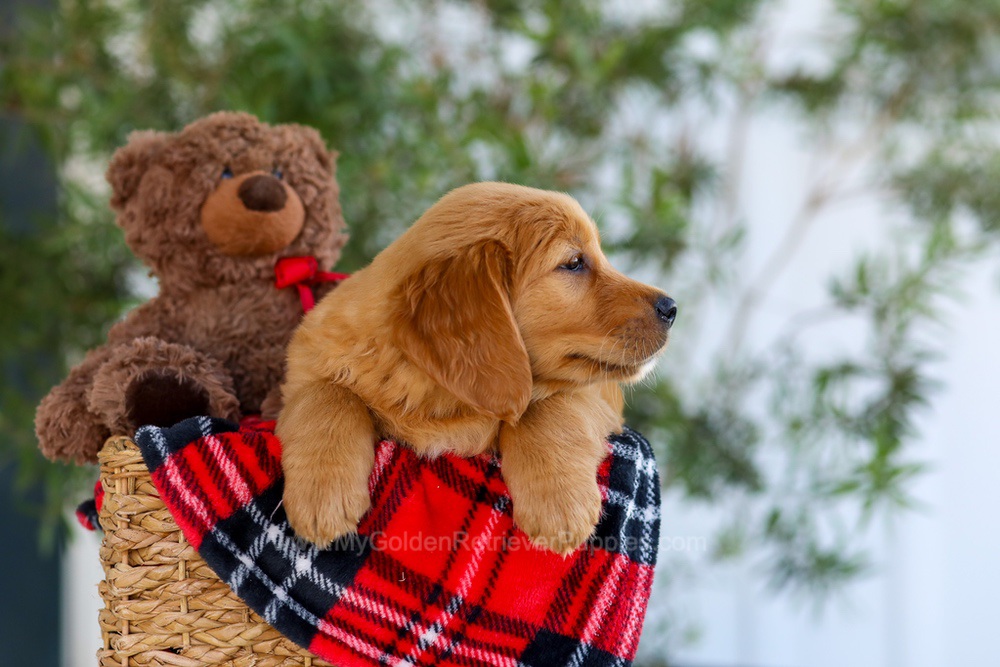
[133, 418, 661, 666]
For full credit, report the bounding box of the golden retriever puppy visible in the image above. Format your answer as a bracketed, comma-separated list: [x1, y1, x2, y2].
[277, 182, 676, 554]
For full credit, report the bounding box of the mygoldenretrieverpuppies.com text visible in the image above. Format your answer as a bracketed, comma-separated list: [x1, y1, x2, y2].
[308, 532, 707, 555]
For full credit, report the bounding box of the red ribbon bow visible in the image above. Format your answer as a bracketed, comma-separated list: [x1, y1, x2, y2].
[274, 256, 349, 313]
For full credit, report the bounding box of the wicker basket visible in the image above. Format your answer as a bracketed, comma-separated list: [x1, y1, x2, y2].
[96, 436, 334, 667]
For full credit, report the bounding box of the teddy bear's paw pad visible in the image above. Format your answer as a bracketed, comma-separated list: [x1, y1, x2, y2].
[125, 370, 211, 431]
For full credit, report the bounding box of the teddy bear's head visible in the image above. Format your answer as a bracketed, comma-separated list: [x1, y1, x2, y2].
[106, 112, 346, 287]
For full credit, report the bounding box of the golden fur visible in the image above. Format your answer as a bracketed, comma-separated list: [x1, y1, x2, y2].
[277, 182, 674, 554]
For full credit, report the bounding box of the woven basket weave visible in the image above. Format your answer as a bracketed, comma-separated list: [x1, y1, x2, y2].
[96, 435, 334, 667]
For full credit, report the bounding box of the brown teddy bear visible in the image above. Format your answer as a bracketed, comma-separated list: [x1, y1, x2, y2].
[35, 112, 347, 464]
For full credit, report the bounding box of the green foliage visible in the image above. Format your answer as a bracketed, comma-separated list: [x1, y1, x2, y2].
[2, 0, 999, 658]
[0, 121, 135, 545]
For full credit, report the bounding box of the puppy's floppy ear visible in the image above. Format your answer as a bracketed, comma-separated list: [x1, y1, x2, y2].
[394, 239, 532, 422]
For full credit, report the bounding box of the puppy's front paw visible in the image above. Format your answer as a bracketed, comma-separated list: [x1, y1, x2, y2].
[513, 482, 602, 556]
[283, 476, 371, 548]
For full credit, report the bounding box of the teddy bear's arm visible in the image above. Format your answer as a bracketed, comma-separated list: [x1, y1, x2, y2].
[35, 345, 116, 464]
[88, 337, 242, 434]
[105, 300, 184, 345]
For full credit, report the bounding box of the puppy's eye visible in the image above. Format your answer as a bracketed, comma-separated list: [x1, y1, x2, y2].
[272, 166, 283, 180]
[221, 166, 234, 180]
[560, 254, 586, 272]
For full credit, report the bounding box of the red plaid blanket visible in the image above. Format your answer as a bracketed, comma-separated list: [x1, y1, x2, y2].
[131, 416, 660, 667]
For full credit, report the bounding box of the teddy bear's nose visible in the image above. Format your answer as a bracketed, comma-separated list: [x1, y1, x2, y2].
[238, 174, 288, 212]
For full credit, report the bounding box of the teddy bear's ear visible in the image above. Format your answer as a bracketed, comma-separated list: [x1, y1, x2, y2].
[287, 124, 337, 173]
[106, 130, 169, 210]
[323, 147, 340, 173]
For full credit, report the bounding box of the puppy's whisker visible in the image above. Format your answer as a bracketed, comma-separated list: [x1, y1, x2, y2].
[589, 325, 617, 385]
[601, 331, 623, 382]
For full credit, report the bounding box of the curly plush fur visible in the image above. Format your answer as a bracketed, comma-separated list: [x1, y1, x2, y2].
[35, 112, 347, 464]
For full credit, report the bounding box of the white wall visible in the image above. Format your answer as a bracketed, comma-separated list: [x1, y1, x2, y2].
[647, 247, 999, 667]
[62, 522, 104, 667]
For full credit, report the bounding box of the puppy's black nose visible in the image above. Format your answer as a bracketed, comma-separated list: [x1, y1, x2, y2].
[654, 296, 677, 328]
[238, 174, 287, 212]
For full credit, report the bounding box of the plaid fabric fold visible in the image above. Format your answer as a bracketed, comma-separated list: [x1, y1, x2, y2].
[133, 416, 660, 667]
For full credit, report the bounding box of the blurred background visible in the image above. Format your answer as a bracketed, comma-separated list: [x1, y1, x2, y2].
[2, 0, 999, 665]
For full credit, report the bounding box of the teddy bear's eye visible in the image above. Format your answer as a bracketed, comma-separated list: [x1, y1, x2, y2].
[221, 166, 234, 180]
[272, 167, 283, 180]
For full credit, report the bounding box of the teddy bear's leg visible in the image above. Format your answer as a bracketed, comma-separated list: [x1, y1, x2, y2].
[88, 337, 241, 434]
[35, 346, 115, 464]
